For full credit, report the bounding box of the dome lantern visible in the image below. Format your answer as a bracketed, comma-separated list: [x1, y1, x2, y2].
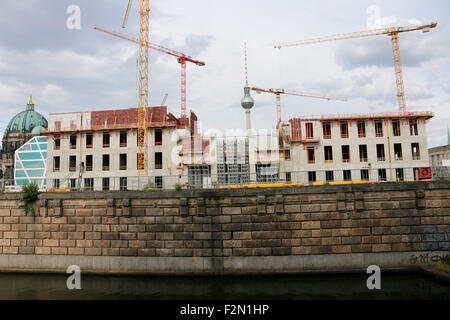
[4, 94, 48, 135]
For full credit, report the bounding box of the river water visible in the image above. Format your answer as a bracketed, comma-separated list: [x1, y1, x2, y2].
[0, 272, 448, 300]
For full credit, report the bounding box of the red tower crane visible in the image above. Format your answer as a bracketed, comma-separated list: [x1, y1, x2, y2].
[94, 25, 206, 123]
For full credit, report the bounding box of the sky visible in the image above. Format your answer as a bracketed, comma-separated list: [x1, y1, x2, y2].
[0, 0, 449, 147]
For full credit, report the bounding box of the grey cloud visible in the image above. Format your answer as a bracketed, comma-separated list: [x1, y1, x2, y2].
[334, 33, 446, 70]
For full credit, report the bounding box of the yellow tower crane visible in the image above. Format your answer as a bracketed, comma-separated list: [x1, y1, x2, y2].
[251, 87, 347, 127]
[123, 0, 149, 176]
[274, 22, 437, 114]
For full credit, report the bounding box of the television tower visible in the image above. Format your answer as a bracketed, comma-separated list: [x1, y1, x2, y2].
[241, 42, 254, 130]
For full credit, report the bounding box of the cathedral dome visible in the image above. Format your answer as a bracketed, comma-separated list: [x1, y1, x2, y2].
[4, 95, 48, 135]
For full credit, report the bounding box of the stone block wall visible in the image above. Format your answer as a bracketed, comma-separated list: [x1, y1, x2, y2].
[0, 181, 449, 258]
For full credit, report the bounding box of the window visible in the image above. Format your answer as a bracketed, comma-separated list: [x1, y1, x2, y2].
[102, 178, 110, 191]
[54, 135, 61, 150]
[325, 171, 334, 182]
[342, 145, 350, 162]
[120, 131, 127, 147]
[120, 177, 127, 191]
[53, 179, 60, 189]
[155, 129, 162, 145]
[69, 156, 76, 172]
[120, 154, 127, 170]
[357, 121, 366, 138]
[409, 119, 418, 136]
[343, 170, 352, 181]
[284, 150, 290, 160]
[359, 145, 368, 162]
[86, 155, 93, 171]
[324, 146, 333, 163]
[54, 121, 61, 130]
[137, 153, 144, 170]
[392, 119, 401, 136]
[394, 143, 403, 160]
[53, 156, 60, 172]
[375, 120, 383, 137]
[361, 169, 369, 181]
[306, 123, 314, 138]
[411, 143, 420, 160]
[323, 122, 331, 139]
[377, 144, 385, 161]
[340, 121, 348, 138]
[70, 120, 77, 130]
[378, 169, 387, 181]
[285, 172, 291, 183]
[308, 171, 316, 183]
[396, 168, 404, 181]
[86, 133, 93, 148]
[84, 178, 94, 191]
[103, 154, 110, 171]
[70, 134, 77, 149]
[307, 147, 315, 163]
[155, 176, 163, 189]
[69, 179, 76, 190]
[103, 132, 110, 147]
[155, 152, 163, 169]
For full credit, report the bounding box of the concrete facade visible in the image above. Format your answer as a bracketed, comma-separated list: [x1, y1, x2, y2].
[44, 109, 193, 190]
[282, 113, 432, 183]
[429, 144, 450, 167]
[40, 106, 435, 189]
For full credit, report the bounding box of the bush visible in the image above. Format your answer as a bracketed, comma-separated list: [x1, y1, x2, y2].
[444, 255, 450, 266]
[175, 184, 182, 191]
[142, 182, 157, 191]
[17, 182, 40, 215]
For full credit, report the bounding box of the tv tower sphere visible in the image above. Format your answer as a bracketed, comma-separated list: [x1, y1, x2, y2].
[241, 87, 254, 110]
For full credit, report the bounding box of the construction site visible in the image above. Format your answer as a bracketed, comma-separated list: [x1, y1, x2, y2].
[2, 1, 443, 191]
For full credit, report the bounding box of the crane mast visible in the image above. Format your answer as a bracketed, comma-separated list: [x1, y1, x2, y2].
[120, 0, 149, 176]
[274, 22, 437, 113]
[137, 0, 149, 176]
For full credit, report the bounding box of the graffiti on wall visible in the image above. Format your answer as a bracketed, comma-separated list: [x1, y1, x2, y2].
[423, 226, 450, 251]
[409, 253, 448, 265]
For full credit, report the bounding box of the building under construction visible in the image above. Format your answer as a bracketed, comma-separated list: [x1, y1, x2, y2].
[38, 103, 434, 191]
[280, 111, 434, 184]
[42, 106, 199, 190]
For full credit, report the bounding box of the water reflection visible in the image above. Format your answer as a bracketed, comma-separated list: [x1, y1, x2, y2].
[0, 272, 448, 300]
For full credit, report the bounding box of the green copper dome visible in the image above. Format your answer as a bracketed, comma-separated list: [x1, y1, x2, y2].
[5, 100, 48, 135]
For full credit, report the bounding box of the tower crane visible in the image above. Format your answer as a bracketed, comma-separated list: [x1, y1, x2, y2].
[94, 25, 206, 125]
[251, 87, 347, 127]
[119, 0, 149, 176]
[274, 22, 437, 113]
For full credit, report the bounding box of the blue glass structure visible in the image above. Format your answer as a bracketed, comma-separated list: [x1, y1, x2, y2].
[14, 136, 48, 187]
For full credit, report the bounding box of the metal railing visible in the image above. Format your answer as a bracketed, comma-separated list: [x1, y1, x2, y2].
[2, 165, 446, 192]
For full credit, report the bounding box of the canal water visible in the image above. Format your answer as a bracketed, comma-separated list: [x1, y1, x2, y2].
[0, 272, 448, 300]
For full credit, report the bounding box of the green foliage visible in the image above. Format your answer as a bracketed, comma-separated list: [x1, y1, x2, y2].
[444, 255, 450, 266]
[17, 182, 40, 215]
[175, 184, 182, 191]
[142, 182, 157, 191]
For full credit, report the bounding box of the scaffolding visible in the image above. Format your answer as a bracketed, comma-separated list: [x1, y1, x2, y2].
[216, 137, 250, 185]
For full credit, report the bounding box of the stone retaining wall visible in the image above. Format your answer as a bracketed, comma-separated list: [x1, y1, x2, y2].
[0, 181, 449, 274]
